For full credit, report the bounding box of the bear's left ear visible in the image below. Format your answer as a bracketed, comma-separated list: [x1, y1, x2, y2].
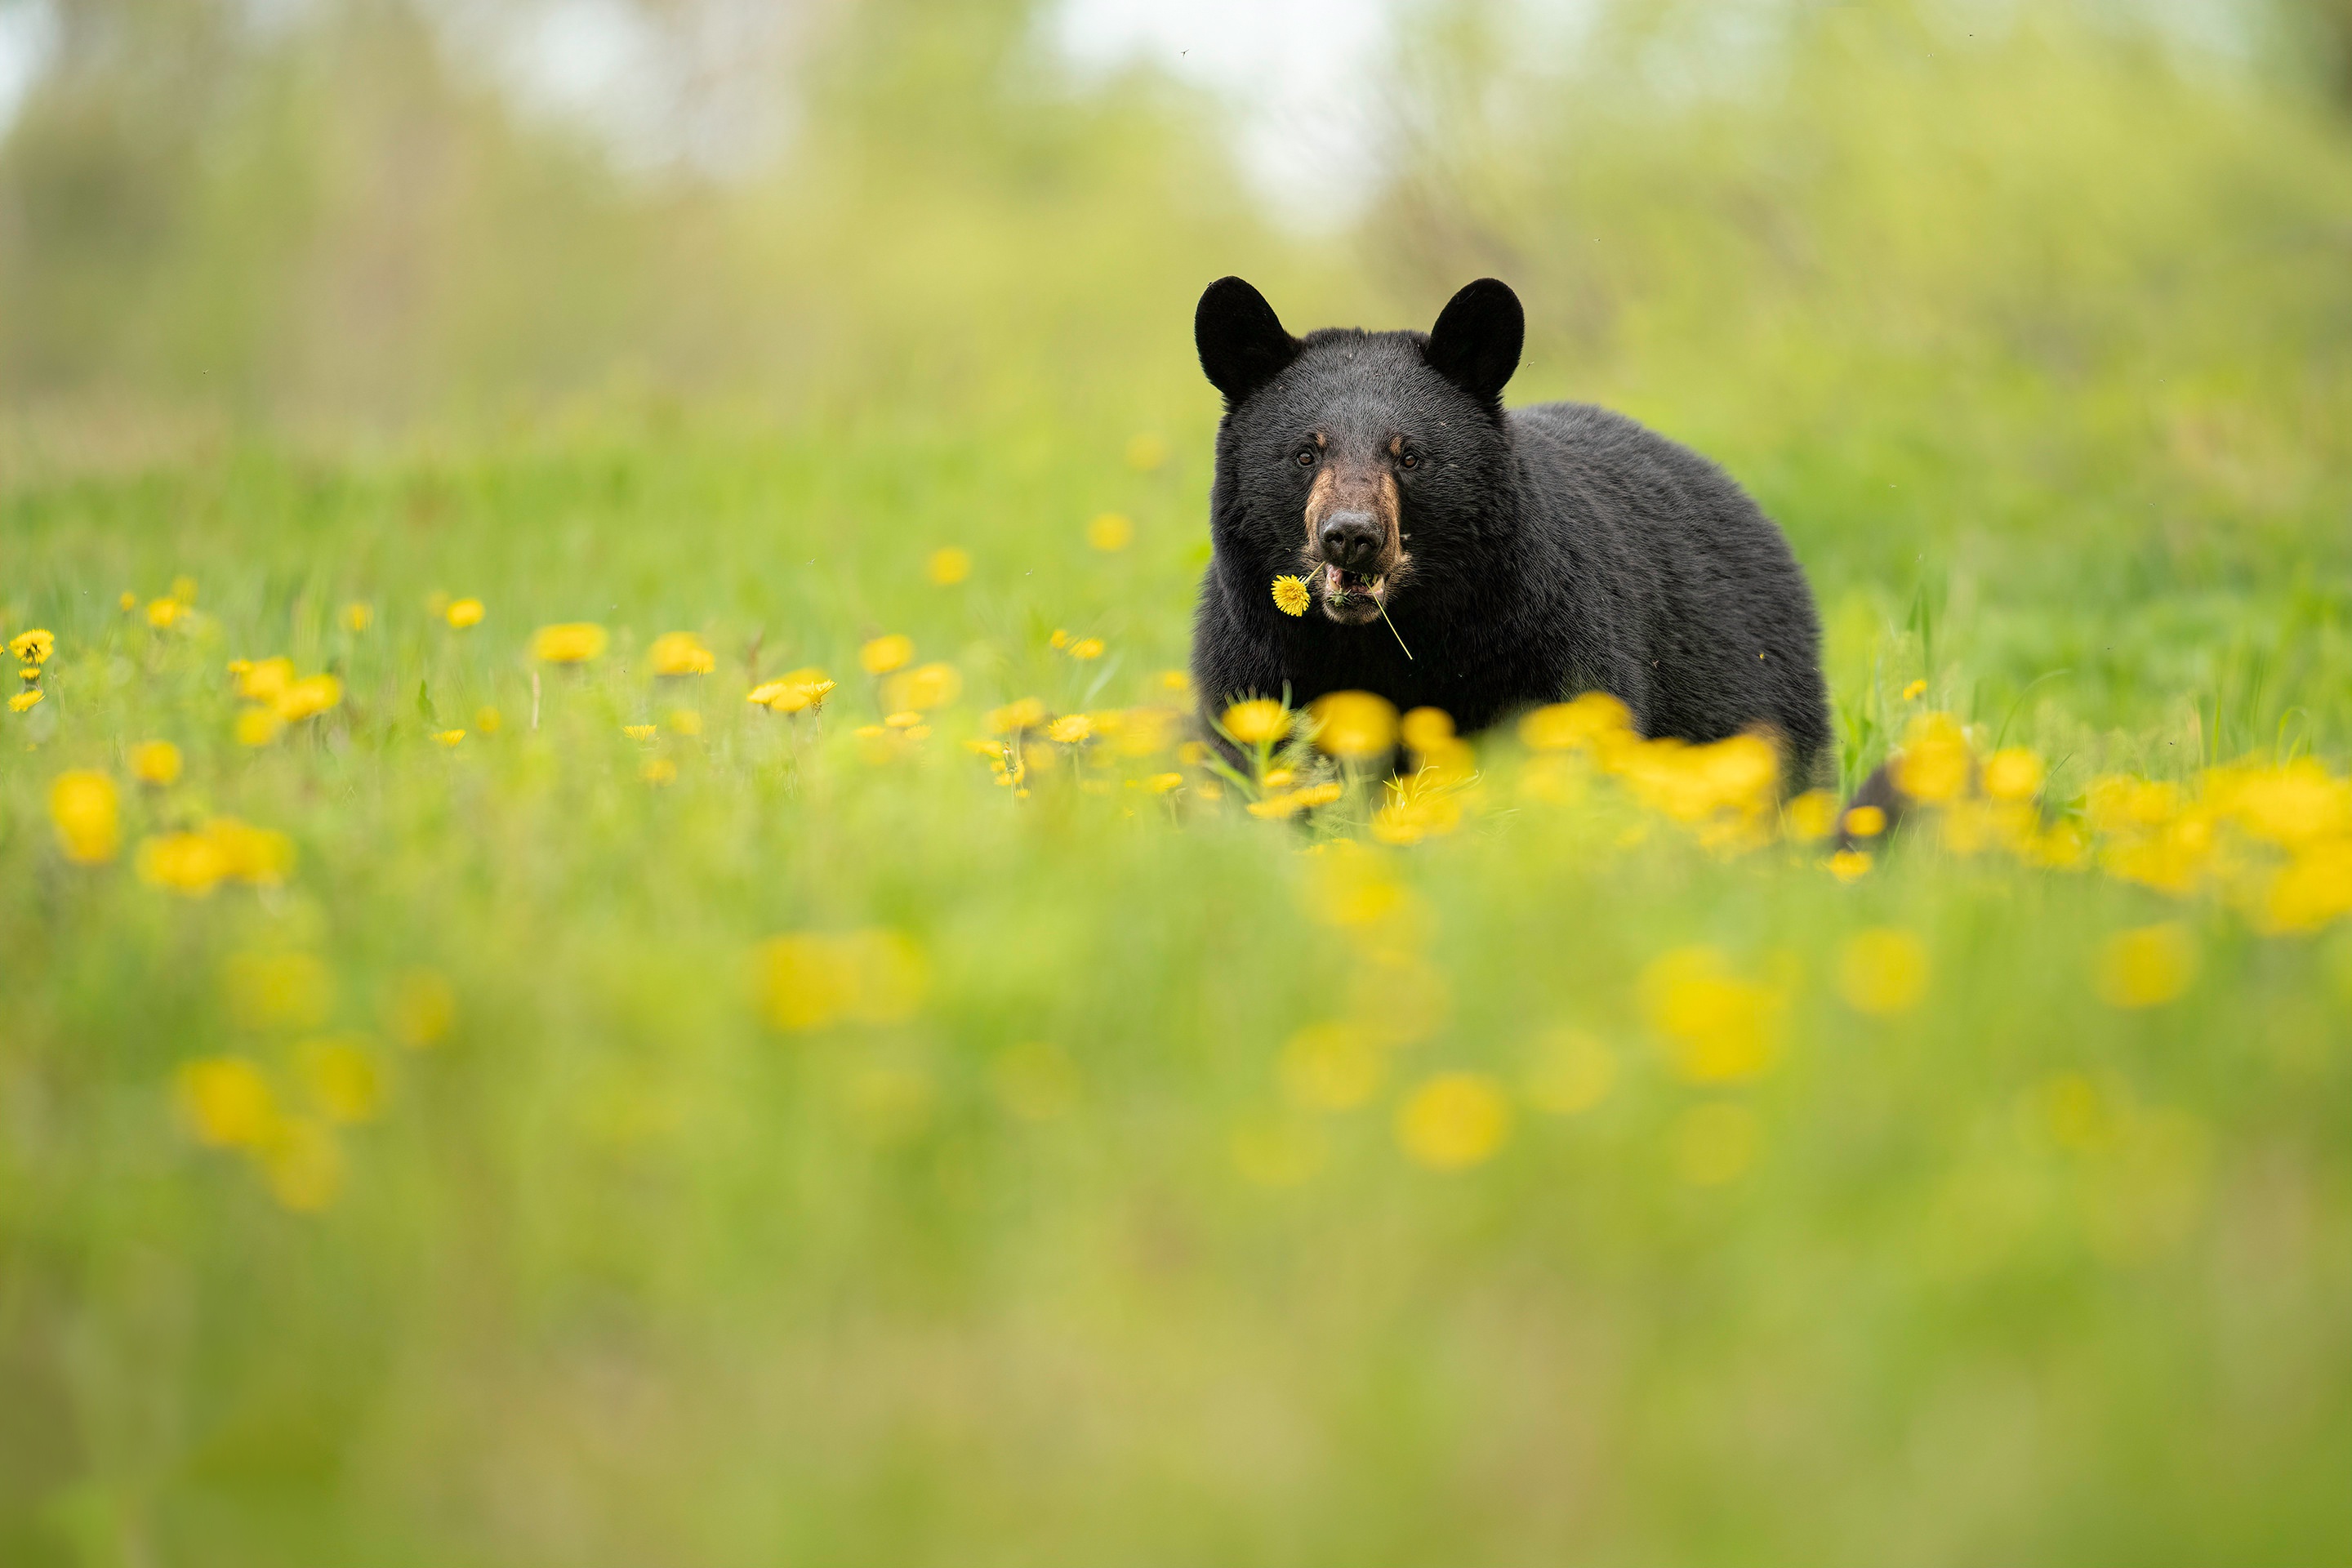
[1423, 278, 1523, 409]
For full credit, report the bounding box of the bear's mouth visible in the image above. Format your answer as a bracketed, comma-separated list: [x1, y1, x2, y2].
[1315, 561, 1392, 626]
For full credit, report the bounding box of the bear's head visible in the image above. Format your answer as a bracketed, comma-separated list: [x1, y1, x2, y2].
[1194, 277, 1524, 629]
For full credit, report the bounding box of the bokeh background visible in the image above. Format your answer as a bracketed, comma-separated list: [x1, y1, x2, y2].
[6, 3, 2352, 1564]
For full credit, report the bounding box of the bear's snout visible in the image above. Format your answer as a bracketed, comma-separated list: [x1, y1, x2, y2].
[1318, 510, 1383, 572]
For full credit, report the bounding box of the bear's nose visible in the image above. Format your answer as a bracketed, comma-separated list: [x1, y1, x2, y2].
[1318, 510, 1382, 572]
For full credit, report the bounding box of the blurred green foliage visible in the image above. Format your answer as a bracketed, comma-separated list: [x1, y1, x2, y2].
[4, 1, 2352, 1562]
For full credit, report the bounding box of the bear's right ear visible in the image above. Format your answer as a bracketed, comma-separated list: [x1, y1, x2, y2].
[1195, 277, 1300, 409]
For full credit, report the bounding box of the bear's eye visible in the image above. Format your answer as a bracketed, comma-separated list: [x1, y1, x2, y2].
[1400, 450, 1420, 470]
[1295, 447, 1317, 467]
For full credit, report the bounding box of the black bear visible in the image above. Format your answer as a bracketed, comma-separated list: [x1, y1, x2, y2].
[1189, 276, 1833, 787]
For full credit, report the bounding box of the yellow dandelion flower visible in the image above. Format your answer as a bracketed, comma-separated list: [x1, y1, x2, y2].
[884, 711, 924, 729]
[1396, 1072, 1512, 1170]
[757, 930, 928, 1032]
[1640, 947, 1787, 1083]
[474, 706, 502, 735]
[853, 634, 912, 675]
[296, 1036, 386, 1125]
[130, 740, 182, 787]
[1401, 706, 1454, 753]
[1067, 637, 1106, 661]
[119, 591, 137, 611]
[19, 665, 38, 683]
[642, 758, 679, 785]
[1272, 575, 1311, 616]
[1143, 772, 1183, 794]
[989, 697, 1048, 733]
[1281, 1022, 1386, 1111]
[1983, 747, 2045, 802]
[1673, 1102, 1762, 1186]
[1837, 927, 1930, 1015]
[649, 631, 716, 676]
[273, 673, 342, 722]
[137, 831, 232, 895]
[1290, 782, 1344, 808]
[531, 622, 608, 663]
[388, 969, 457, 1048]
[927, 546, 973, 585]
[206, 817, 295, 885]
[1049, 629, 1071, 649]
[623, 724, 657, 741]
[1125, 433, 1168, 471]
[178, 1057, 278, 1148]
[234, 707, 284, 746]
[885, 662, 963, 713]
[1784, 789, 1840, 842]
[10, 629, 55, 665]
[445, 598, 486, 630]
[1310, 690, 1397, 760]
[1160, 669, 1192, 697]
[237, 656, 294, 702]
[1247, 793, 1303, 818]
[1891, 713, 1970, 804]
[1842, 804, 1886, 839]
[1222, 698, 1290, 745]
[1264, 769, 1295, 788]
[1829, 848, 1873, 881]
[2095, 923, 2197, 1009]
[1087, 512, 1134, 551]
[147, 598, 183, 628]
[342, 602, 373, 632]
[10, 690, 43, 713]
[49, 770, 122, 863]
[1048, 713, 1093, 745]
[1523, 1029, 1616, 1116]
[1519, 691, 1634, 752]
[433, 729, 466, 746]
[1901, 679, 1927, 702]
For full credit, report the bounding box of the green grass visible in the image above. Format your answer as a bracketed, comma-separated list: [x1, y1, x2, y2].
[2, 412, 2350, 1566]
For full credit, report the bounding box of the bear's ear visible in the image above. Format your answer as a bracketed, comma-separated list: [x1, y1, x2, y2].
[1195, 277, 1300, 409]
[1423, 278, 1523, 409]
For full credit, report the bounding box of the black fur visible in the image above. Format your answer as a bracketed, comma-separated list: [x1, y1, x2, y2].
[1189, 276, 1833, 786]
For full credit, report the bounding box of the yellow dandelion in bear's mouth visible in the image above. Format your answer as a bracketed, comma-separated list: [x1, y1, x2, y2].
[1272, 576, 1310, 617]
[9, 629, 54, 665]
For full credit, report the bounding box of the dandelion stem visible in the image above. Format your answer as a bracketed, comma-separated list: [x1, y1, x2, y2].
[1379, 600, 1414, 661]
[530, 670, 541, 732]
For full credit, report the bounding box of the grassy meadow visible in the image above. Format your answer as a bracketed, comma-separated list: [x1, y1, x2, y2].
[6, 2, 2352, 1564]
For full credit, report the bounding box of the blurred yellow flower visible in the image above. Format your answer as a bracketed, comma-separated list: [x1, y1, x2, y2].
[662, 709, 701, 737]
[1673, 1102, 1762, 1185]
[2095, 923, 2197, 1009]
[1272, 575, 1310, 616]
[1067, 637, 1106, 661]
[1290, 782, 1343, 808]
[1280, 1022, 1385, 1111]
[885, 662, 964, 712]
[1222, 698, 1290, 745]
[1401, 706, 1454, 753]
[11, 689, 44, 713]
[207, 817, 295, 884]
[2259, 840, 2352, 933]
[10, 629, 55, 664]
[927, 546, 973, 585]
[1047, 714, 1093, 745]
[1520, 692, 1634, 752]
[18, 664, 36, 683]
[178, 1057, 278, 1148]
[1891, 713, 1970, 804]
[274, 673, 342, 722]
[342, 602, 373, 632]
[474, 706, 502, 735]
[1784, 789, 1840, 841]
[1829, 849, 1873, 881]
[1160, 669, 1192, 697]
[1311, 690, 1398, 760]
[238, 656, 294, 702]
[225, 951, 334, 1031]
[1640, 947, 1787, 1082]
[756, 929, 928, 1031]
[234, 707, 284, 746]
[642, 758, 679, 785]
[119, 591, 137, 611]
[1372, 770, 1465, 845]
[1125, 433, 1168, 470]
[1838, 927, 1931, 1015]
[445, 598, 486, 629]
[884, 711, 924, 729]
[861, 634, 914, 674]
[130, 740, 182, 786]
[623, 724, 657, 741]
[989, 697, 1047, 733]
[753, 668, 835, 713]
[137, 831, 234, 895]
[1247, 793, 1303, 818]
[1087, 512, 1134, 551]
[531, 622, 608, 663]
[993, 1041, 1083, 1120]
[1263, 769, 1294, 788]
[1902, 679, 1927, 701]
[146, 598, 183, 629]
[1842, 804, 1886, 838]
[387, 969, 457, 1048]
[433, 728, 466, 746]
[49, 770, 121, 863]
[1396, 1072, 1512, 1170]
[649, 630, 716, 675]
[1982, 747, 2047, 801]
[296, 1036, 385, 1124]
[1142, 772, 1183, 794]
[1523, 1029, 1616, 1115]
